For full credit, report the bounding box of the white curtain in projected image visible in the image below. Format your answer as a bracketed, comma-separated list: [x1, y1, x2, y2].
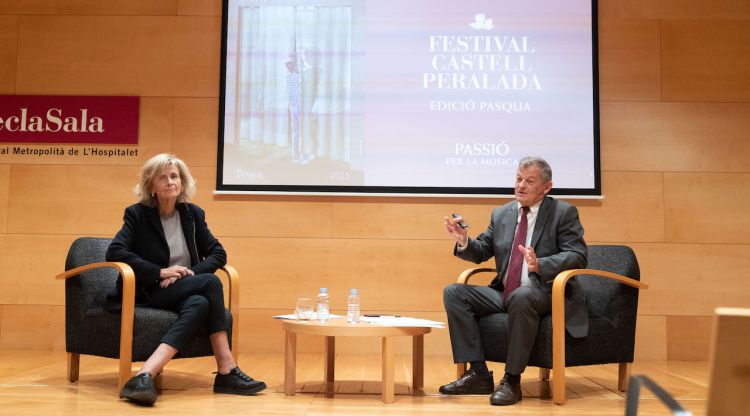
[237, 5, 352, 162]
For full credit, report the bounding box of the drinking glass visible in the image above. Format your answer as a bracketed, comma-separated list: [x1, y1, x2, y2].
[295, 298, 314, 320]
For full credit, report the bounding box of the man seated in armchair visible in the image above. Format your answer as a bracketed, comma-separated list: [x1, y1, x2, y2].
[440, 156, 588, 406]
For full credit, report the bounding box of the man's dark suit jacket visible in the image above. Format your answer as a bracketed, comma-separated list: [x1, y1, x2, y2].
[105, 202, 227, 305]
[455, 196, 589, 337]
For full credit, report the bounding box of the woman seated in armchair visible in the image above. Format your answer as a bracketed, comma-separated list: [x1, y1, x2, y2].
[106, 153, 265, 406]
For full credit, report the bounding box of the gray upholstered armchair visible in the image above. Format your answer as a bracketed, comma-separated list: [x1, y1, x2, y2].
[56, 237, 240, 390]
[456, 245, 648, 405]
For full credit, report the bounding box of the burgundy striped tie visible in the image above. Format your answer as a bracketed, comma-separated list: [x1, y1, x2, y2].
[503, 206, 530, 301]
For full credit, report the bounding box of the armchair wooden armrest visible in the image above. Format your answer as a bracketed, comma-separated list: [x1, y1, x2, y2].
[551, 269, 648, 404]
[457, 267, 497, 284]
[216, 264, 240, 362]
[56, 262, 136, 390]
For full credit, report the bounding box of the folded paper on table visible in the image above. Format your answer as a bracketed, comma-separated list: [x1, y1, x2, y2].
[361, 316, 446, 328]
[273, 313, 344, 320]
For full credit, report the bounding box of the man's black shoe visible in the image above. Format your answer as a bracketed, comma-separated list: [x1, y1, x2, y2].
[438, 368, 494, 395]
[214, 367, 267, 395]
[120, 373, 157, 406]
[490, 374, 522, 406]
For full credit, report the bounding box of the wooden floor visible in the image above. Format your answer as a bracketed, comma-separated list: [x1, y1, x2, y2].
[0, 350, 708, 415]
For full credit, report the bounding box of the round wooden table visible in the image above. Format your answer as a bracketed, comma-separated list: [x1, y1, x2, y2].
[281, 317, 432, 403]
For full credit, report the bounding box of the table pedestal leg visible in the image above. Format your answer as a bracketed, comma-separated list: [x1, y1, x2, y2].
[325, 336, 335, 396]
[284, 331, 297, 396]
[412, 334, 424, 391]
[381, 336, 394, 403]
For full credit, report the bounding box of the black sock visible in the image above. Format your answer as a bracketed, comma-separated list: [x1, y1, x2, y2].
[505, 372, 521, 383]
[470, 361, 490, 377]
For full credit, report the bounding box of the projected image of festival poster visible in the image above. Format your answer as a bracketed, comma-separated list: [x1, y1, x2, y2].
[220, 0, 597, 193]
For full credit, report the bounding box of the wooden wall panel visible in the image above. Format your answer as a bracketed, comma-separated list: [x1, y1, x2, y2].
[664, 173, 750, 244]
[172, 98, 219, 168]
[0, 304, 64, 350]
[598, 19, 661, 102]
[601, 102, 750, 172]
[634, 315, 668, 361]
[5, 164, 334, 241]
[191, 172, 335, 239]
[332, 197, 509, 240]
[0, 16, 18, 94]
[631, 243, 750, 316]
[578, 171, 664, 243]
[221, 236, 480, 311]
[178, 0, 221, 16]
[137, 98, 179, 164]
[239, 308, 326, 354]
[0, 165, 9, 233]
[332, 171, 663, 244]
[1, 0, 748, 363]
[601, 0, 750, 20]
[0, 1, 178, 15]
[0, 234, 74, 305]
[203, 197, 335, 239]
[667, 315, 713, 360]
[662, 20, 750, 102]
[7, 164, 135, 235]
[15, 15, 221, 97]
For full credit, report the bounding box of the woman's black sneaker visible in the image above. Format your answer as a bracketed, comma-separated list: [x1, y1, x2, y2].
[214, 367, 267, 395]
[120, 373, 158, 406]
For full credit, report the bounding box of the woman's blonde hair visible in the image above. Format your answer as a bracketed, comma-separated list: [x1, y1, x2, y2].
[135, 153, 196, 207]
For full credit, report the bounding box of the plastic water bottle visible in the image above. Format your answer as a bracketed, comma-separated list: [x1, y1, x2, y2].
[347, 288, 361, 323]
[316, 288, 330, 322]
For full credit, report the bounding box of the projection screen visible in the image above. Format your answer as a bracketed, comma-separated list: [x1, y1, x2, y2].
[217, 0, 600, 197]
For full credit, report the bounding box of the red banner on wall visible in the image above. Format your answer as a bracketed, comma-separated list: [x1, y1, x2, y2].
[0, 95, 139, 144]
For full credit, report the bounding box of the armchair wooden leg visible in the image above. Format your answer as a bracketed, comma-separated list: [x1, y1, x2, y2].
[552, 365, 566, 405]
[456, 363, 467, 379]
[118, 357, 133, 391]
[618, 362, 631, 391]
[539, 367, 550, 381]
[67, 352, 80, 382]
[231, 321, 239, 365]
[154, 372, 164, 390]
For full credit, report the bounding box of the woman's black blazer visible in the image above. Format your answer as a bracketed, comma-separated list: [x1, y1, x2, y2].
[105, 202, 227, 304]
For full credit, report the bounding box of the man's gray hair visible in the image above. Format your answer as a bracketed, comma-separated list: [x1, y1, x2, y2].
[518, 156, 552, 183]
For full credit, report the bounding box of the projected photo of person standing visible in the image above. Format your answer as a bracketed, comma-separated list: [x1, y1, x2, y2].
[221, 4, 360, 187]
[440, 156, 588, 406]
[286, 50, 313, 165]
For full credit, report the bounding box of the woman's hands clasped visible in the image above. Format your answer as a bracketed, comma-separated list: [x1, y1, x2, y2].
[159, 265, 194, 288]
